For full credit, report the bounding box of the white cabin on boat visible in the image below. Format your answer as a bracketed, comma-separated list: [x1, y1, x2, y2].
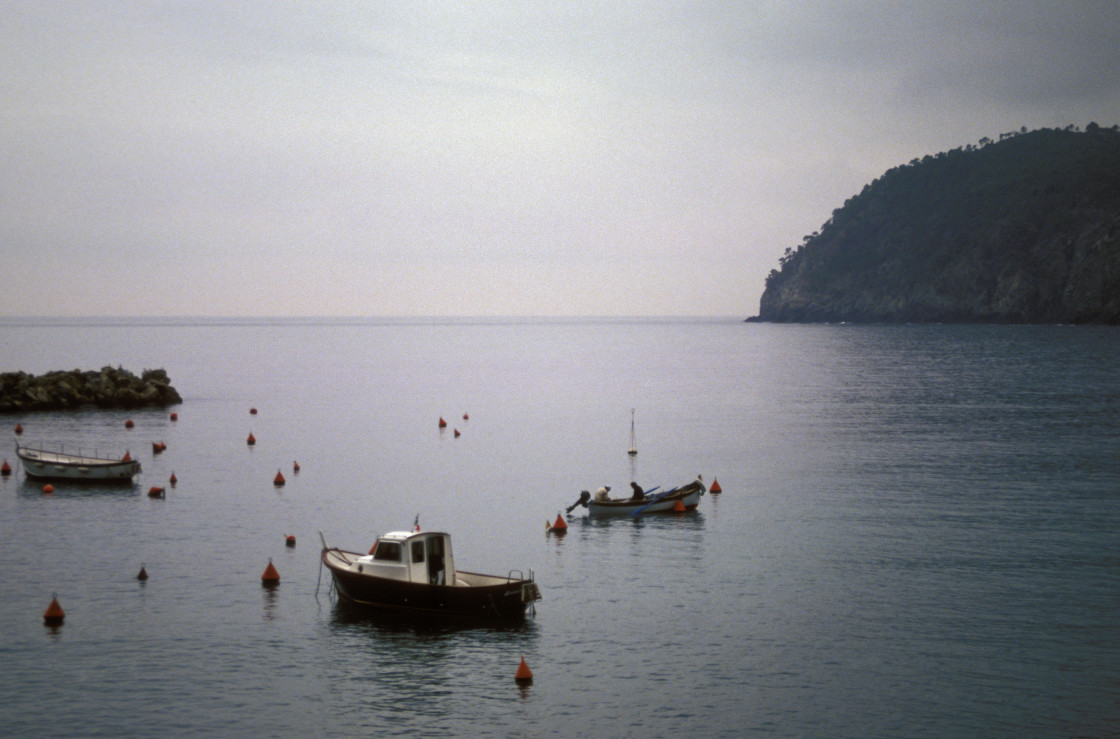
[353, 531, 457, 585]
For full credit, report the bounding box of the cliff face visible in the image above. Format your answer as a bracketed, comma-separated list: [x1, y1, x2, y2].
[756, 126, 1120, 324]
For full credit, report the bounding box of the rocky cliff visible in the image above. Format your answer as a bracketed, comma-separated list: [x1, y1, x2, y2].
[0, 367, 182, 412]
[754, 125, 1120, 323]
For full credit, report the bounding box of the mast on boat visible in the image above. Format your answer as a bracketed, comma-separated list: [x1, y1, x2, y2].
[628, 408, 638, 456]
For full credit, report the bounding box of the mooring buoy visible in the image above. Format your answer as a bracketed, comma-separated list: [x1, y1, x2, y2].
[261, 559, 280, 585]
[515, 657, 533, 684]
[43, 595, 65, 626]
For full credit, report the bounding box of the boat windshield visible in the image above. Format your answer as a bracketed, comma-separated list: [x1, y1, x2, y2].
[373, 541, 401, 561]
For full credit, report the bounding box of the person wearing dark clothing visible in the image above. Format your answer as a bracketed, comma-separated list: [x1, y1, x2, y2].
[629, 482, 645, 501]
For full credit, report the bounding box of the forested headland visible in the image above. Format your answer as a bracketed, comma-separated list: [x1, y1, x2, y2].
[753, 124, 1120, 323]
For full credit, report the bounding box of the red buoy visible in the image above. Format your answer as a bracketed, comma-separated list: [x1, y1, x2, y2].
[515, 657, 533, 684]
[463, 413, 469, 420]
[293, 461, 300, 473]
[285, 534, 296, 547]
[710, 478, 722, 494]
[125, 419, 134, 429]
[169, 472, 178, 486]
[1, 459, 11, 476]
[148, 486, 165, 498]
[14, 423, 23, 435]
[137, 565, 149, 581]
[170, 412, 178, 421]
[42, 483, 54, 494]
[453, 428, 461, 438]
[261, 559, 280, 585]
[43, 596, 65, 626]
[549, 513, 568, 532]
[439, 417, 447, 428]
[250, 407, 258, 415]
[273, 470, 286, 486]
[152, 441, 166, 454]
[247, 432, 256, 446]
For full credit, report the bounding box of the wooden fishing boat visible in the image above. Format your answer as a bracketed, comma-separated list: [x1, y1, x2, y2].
[15, 442, 141, 482]
[568, 476, 707, 516]
[321, 529, 541, 621]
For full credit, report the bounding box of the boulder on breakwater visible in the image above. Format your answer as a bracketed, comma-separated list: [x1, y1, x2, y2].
[0, 367, 183, 412]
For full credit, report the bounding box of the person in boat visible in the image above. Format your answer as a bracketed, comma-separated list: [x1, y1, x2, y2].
[629, 482, 645, 501]
[593, 485, 611, 502]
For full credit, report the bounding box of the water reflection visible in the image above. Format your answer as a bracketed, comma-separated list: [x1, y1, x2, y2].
[14, 476, 139, 498]
[261, 583, 279, 621]
[570, 511, 707, 531]
[328, 599, 538, 638]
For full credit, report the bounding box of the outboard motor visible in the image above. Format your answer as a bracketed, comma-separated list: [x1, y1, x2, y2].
[566, 490, 591, 513]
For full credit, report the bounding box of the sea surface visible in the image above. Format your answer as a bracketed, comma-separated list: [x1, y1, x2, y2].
[1, 318, 1118, 738]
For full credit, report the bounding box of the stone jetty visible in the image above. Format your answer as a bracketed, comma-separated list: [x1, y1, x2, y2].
[0, 367, 182, 412]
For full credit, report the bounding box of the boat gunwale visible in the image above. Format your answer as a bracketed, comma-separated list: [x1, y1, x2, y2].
[16, 442, 138, 468]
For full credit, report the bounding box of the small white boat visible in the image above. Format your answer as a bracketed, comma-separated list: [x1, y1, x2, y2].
[567, 476, 707, 516]
[321, 529, 541, 621]
[15, 442, 141, 482]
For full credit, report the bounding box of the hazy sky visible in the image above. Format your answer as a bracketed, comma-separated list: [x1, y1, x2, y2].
[2, 2, 1117, 317]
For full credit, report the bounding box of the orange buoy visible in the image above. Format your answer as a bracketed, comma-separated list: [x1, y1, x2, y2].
[152, 441, 166, 454]
[170, 412, 178, 421]
[550, 513, 568, 532]
[169, 472, 178, 486]
[247, 432, 256, 446]
[293, 461, 300, 473]
[710, 478, 722, 494]
[515, 657, 533, 684]
[1, 459, 11, 476]
[463, 413, 469, 420]
[453, 428, 461, 438]
[14, 423, 23, 435]
[273, 470, 286, 486]
[250, 407, 258, 415]
[137, 565, 148, 580]
[42, 483, 55, 494]
[43, 595, 65, 626]
[148, 486, 165, 498]
[673, 499, 686, 512]
[261, 559, 280, 585]
[285, 534, 296, 547]
[125, 419, 134, 428]
[439, 417, 447, 428]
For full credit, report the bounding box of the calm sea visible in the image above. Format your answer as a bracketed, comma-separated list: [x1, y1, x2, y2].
[1, 318, 1118, 738]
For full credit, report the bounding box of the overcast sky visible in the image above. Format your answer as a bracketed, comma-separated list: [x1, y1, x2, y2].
[2, 2, 1117, 317]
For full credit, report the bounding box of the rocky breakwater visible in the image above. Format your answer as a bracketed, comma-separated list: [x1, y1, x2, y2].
[0, 367, 183, 412]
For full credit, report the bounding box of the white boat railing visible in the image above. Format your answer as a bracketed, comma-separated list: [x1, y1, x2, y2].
[17, 441, 131, 463]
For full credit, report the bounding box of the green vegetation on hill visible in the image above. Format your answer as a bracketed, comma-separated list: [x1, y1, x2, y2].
[754, 124, 1120, 323]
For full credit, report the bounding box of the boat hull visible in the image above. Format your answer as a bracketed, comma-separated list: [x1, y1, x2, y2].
[16, 445, 141, 482]
[587, 481, 705, 516]
[322, 548, 539, 621]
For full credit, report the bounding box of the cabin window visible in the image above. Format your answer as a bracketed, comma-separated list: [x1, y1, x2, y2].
[411, 541, 425, 563]
[373, 541, 401, 562]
